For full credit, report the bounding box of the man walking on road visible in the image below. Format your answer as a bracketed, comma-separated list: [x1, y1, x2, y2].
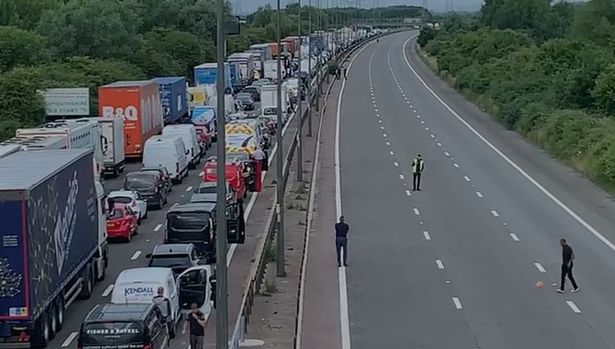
[558, 238, 580, 293]
[412, 154, 425, 191]
[335, 216, 349, 267]
[189, 302, 206, 349]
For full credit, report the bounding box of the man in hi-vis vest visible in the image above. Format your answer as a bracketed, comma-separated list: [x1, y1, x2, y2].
[412, 154, 425, 191]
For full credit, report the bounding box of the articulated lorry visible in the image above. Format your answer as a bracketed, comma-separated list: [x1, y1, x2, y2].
[0, 149, 108, 348]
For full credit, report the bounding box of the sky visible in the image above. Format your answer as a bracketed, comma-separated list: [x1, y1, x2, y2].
[232, 0, 484, 15]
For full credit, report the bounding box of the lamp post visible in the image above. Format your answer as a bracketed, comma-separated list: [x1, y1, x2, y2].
[215, 0, 228, 348]
[275, 0, 286, 277]
[296, 0, 303, 182]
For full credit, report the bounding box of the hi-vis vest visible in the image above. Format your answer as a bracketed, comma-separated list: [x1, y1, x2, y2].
[412, 158, 424, 174]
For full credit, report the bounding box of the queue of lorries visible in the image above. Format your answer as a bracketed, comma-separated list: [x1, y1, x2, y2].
[0, 27, 371, 348]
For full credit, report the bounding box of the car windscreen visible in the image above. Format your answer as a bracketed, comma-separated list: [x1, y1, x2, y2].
[125, 174, 156, 190]
[149, 254, 192, 268]
[81, 321, 143, 348]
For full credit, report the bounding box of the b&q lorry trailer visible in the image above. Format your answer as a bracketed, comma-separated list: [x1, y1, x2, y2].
[98, 80, 164, 159]
[153, 77, 188, 125]
[0, 149, 108, 348]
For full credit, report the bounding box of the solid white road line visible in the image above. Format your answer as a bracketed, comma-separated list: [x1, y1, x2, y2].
[510, 233, 520, 242]
[436, 259, 445, 269]
[476, 192, 484, 198]
[406, 190, 412, 196]
[491, 210, 499, 217]
[394, 161, 399, 167]
[413, 208, 421, 215]
[130, 251, 142, 260]
[186, 186, 193, 192]
[154, 223, 162, 232]
[534, 262, 546, 273]
[423, 231, 431, 240]
[566, 301, 582, 314]
[453, 163, 460, 168]
[399, 174, 405, 180]
[464, 176, 471, 182]
[402, 36, 615, 253]
[102, 284, 114, 297]
[453, 297, 463, 309]
[61, 332, 79, 347]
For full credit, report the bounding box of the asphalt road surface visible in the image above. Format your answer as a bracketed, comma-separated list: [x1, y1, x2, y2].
[337, 31, 615, 349]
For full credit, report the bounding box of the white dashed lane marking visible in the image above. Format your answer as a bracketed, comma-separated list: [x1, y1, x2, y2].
[444, 152, 450, 157]
[405, 190, 412, 196]
[534, 262, 546, 273]
[510, 233, 520, 242]
[130, 251, 142, 260]
[186, 186, 193, 192]
[453, 297, 463, 310]
[154, 223, 162, 232]
[423, 231, 431, 240]
[453, 163, 460, 168]
[61, 332, 79, 347]
[394, 161, 399, 167]
[491, 210, 499, 217]
[437, 142, 442, 147]
[389, 151, 395, 156]
[413, 208, 421, 216]
[476, 192, 484, 198]
[399, 174, 405, 180]
[566, 301, 582, 313]
[436, 259, 445, 269]
[464, 176, 471, 182]
[102, 284, 114, 297]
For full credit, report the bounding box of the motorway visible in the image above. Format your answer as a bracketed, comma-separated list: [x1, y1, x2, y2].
[46, 103, 291, 348]
[337, 31, 615, 348]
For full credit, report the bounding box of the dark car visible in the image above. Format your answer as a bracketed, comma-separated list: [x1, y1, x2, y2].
[141, 165, 173, 193]
[146, 243, 202, 275]
[235, 93, 255, 111]
[78, 303, 169, 349]
[242, 86, 261, 102]
[124, 171, 167, 209]
[190, 182, 233, 204]
[165, 202, 217, 263]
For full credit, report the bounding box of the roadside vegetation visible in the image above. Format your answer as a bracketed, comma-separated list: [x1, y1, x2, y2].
[418, 0, 615, 191]
[0, 0, 422, 141]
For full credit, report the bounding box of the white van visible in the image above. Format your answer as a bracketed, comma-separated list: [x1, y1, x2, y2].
[143, 136, 189, 184]
[162, 125, 201, 169]
[111, 266, 213, 338]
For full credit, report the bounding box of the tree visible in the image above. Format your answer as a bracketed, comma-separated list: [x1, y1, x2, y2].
[571, 0, 615, 47]
[0, 72, 46, 139]
[38, 0, 142, 59]
[0, 26, 49, 72]
[592, 63, 615, 114]
[0, 0, 62, 30]
[480, 0, 561, 41]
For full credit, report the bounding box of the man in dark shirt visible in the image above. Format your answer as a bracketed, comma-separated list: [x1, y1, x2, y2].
[558, 238, 579, 293]
[189, 302, 206, 349]
[335, 216, 349, 267]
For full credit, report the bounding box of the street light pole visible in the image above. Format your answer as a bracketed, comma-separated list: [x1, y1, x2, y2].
[307, 0, 313, 137]
[275, 0, 286, 277]
[296, 0, 303, 182]
[215, 0, 228, 348]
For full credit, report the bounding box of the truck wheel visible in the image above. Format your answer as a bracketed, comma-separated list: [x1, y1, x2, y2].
[168, 322, 176, 338]
[32, 312, 50, 348]
[79, 266, 94, 300]
[112, 167, 119, 178]
[49, 304, 58, 339]
[55, 298, 65, 331]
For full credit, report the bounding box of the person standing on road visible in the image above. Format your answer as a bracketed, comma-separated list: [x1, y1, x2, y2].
[558, 238, 580, 293]
[152, 287, 173, 337]
[189, 302, 206, 349]
[411, 154, 425, 191]
[335, 216, 350, 267]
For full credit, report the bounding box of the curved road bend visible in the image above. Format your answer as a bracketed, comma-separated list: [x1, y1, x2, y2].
[334, 31, 615, 349]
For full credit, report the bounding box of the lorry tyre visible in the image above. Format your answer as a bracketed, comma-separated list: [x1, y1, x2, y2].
[49, 304, 58, 339]
[55, 298, 65, 331]
[79, 265, 94, 299]
[112, 167, 119, 177]
[168, 322, 176, 338]
[32, 312, 50, 348]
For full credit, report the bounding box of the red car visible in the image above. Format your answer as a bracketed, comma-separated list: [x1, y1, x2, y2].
[106, 205, 138, 242]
